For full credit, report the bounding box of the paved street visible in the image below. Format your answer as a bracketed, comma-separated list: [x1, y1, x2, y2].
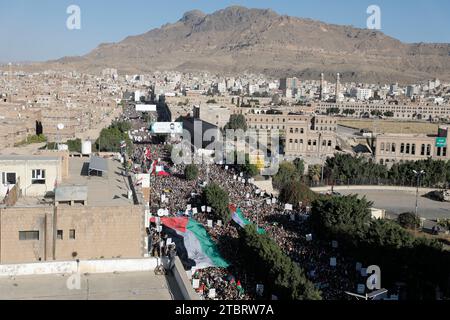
[339, 189, 450, 220]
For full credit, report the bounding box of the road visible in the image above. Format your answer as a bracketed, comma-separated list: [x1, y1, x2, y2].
[338, 189, 450, 220]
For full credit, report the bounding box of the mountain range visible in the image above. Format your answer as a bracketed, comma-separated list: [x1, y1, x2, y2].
[32, 6, 450, 83]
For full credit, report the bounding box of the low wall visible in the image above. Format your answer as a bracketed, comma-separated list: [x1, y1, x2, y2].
[0, 258, 158, 278]
[311, 185, 436, 195]
[170, 257, 201, 301]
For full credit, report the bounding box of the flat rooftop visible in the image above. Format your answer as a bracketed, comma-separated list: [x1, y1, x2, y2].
[0, 272, 179, 300]
[63, 157, 133, 207]
[13, 156, 133, 208]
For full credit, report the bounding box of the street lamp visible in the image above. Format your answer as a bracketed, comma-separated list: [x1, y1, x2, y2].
[413, 170, 425, 223]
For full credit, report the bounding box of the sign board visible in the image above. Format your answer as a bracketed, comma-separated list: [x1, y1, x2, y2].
[192, 279, 200, 289]
[207, 220, 213, 228]
[272, 198, 277, 204]
[192, 208, 198, 214]
[207, 207, 212, 213]
[136, 174, 150, 188]
[151, 122, 183, 134]
[208, 289, 216, 299]
[285, 204, 293, 211]
[201, 206, 206, 212]
[266, 199, 272, 205]
[436, 137, 447, 148]
[330, 257, 337, 267]
[136, 104, 157, 112]
[217, 220, 222, 227]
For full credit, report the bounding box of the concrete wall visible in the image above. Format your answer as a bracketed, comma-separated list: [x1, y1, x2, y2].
[0, 258, 158, 278]
[170, 257, 201, 301]
[0, 205, 145, 264]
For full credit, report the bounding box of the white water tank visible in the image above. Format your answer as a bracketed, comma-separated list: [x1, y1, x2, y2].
[82, 140, 92, 155]
[58, 144, 69, 151]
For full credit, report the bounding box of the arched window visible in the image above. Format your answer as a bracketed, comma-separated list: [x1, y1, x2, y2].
[386, 143, 391, 153]
[401, 143, 405, 153]
[411, 144, 416, 155]
[427, 144, 431, 156]
[392, 143, 396, 153]
[300, 139, 304, 144]
[406, 144, 410, 154]
[295, 128, 299, 133]
[295, 139, 298, 144]
[308, 140, 312, 146]
[381, 143, 385, 152]
[328, 140, 332, 147]
[421, 144, 425, 156]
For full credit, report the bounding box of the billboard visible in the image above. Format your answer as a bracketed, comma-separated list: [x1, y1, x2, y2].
[436, 137, 447, 148]
[136, 104, 156, 112]
[151, 122, 183, 134]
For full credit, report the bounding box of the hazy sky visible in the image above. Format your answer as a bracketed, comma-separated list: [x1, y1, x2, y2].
[1, 0, 449, 62]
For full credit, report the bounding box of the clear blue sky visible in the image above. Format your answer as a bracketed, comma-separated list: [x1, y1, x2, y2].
[1, 0, 449, 62]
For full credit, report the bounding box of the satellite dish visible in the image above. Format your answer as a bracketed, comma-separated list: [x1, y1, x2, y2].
[57, 123, 65, 130]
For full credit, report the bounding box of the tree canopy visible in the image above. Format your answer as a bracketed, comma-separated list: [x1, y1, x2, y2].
[203, 183, 231, 223]
[224, 114, 248, 131]
[184, 164, 199, 181]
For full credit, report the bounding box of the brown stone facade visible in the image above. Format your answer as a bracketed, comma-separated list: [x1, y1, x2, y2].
[0, 205, 145, 264]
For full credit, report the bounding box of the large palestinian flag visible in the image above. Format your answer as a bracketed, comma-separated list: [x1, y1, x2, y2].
[151, 217, 229, 270]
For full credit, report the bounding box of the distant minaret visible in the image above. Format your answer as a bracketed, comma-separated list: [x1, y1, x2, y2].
[335, 73, 342, 103]
[320, 73, 325, 101]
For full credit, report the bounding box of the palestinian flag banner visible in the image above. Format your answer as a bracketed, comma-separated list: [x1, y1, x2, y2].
[229, 205, 266, 235]
[150, 217, 229, 270]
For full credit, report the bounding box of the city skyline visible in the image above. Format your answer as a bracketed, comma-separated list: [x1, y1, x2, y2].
[1, 0, 450, 62]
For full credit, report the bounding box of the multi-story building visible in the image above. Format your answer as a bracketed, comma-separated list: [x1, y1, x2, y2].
[244, 111, 337, 158]
[375, 126, 449, 165]
[317, 102, 450, 121]
[0, 152, 145, 264]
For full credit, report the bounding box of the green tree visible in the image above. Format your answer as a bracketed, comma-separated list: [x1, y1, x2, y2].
[203, 183, 231, 223]
[273, 161, 298, 190]
[224, 114, 248, 131]
[240, 225, 322, 300]
[310, 195, 372, 239]
[293, 158, 305, 176]
[184, 164, 199, 181]
[397, 212, 421, 230]
[279, 181, 319, 206]
[308, 164, 322, 183]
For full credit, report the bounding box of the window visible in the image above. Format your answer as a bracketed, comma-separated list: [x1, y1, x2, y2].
[443, 147, 447, 157]
[19, 231, 39, 241]
[69, 229, 76, 240]
[427, 144, 431, 156]
[32, 169, 46, 184]
[1, 172, 17, 185]
[57, 230, 63, 240]
[421, 144, 425, 156]
[411, 144, 416, 155]
[437, 147, 441, 157]
[380, 143, 385, 152]
[308, 140, 312, 146]
[301, 129, 304, 134]
[295, 128, 299, 133]
[400, 143, 405, 154]
[406, 144, 410, 154]
[328, 140, 332, 147]
[386, 143, 391, 153]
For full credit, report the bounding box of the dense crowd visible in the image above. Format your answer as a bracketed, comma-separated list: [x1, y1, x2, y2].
[122, 100, 363, 300]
